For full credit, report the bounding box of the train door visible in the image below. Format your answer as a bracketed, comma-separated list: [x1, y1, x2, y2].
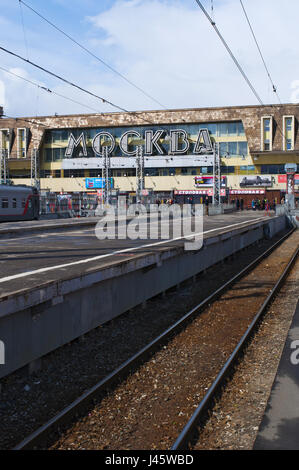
[34, 194, 39, 219]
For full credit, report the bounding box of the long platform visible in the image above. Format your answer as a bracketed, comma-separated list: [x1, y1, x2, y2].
[0, 212, 289, 379]
[254, 300, 299, 450]
[0, 212, 273, 297]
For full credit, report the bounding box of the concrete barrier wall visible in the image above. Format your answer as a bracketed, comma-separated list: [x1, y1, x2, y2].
[208, 204, 236, 216]
[0, 215, 289, 379]
[208, 205, 223, 216]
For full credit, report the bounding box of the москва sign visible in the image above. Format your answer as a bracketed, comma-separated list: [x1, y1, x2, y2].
[65, 128, 213, 158]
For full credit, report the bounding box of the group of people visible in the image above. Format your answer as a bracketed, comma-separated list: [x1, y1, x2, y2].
[251, 198, 276, 212]
[231, 199, 245, 211]
[155, 198, 174, 206]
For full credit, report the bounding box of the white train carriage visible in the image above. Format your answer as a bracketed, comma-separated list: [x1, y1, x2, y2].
[0, 184, 39, 222]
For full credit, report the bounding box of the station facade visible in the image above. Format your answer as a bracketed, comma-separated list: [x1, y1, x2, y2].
[1, 103, 299, 205]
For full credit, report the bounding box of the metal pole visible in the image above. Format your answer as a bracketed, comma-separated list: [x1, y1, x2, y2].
[0, 149, 8, 184]
[31, 148, 40, 190]
[136, 144, 144, 203]
[103, 144, 110, 206]
[213, 142, 221, 205]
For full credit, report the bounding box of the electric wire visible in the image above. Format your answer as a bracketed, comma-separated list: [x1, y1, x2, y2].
[19, 0, 167, 110]
[238, 0, 289, 147]
[0, 44, 131, 113]
[239, 0, 282, 104]
[193, 0, 264, 105]
[18, 0, 29, 61]
[0, 45, 191, 137]
[0, 65, 103, 114]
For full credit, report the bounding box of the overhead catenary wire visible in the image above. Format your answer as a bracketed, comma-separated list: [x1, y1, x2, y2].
[19, 0, 167, 110]
[18, 0, 29, 61]
[0, 44, 131, 113]
[239, 0, 282, 104]
[193, 0, 264, 105]
[0, 65, 103, 114]
[0, 44, 189, 137]
[239, 0, 288, 146]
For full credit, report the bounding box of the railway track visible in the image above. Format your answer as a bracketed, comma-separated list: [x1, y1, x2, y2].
[14, 227, 298, 450]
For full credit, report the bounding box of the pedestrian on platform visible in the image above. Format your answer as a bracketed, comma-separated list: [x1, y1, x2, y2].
[265, 200, 270, 216]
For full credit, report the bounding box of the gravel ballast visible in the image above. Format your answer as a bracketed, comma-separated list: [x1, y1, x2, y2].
[48, 231, 299, 450]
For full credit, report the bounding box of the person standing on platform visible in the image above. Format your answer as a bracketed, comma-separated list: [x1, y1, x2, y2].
[240, 199, 244, 211]
[236, 199, 240, 211]
[265, 200, 270, 216]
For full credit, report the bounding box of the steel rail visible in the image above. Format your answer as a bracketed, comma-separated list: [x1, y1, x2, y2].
[14, 226, 296, 450]
[172, 234, 299, 450]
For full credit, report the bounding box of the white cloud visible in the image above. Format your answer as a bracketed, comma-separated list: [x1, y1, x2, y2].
[0, 80, 5, 108]
[87, 0, 299, 108]
[1, 0, 299, 117]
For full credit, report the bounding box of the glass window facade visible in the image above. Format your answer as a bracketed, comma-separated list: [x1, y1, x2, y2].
[43, 121, 247, 161]
[261, 164, 288, 174]
[219, 141, 248, 156]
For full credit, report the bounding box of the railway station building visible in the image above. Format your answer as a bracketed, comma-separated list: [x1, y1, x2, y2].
[1, 103, 299, 206]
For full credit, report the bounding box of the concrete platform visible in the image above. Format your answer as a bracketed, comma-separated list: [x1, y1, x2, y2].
[0, 212, 270, 297]
[0, 212, 288, 379]
[254, 300, 299, 450]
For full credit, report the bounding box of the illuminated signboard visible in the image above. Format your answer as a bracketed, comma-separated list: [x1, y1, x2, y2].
[239, 175, 272, 187]
[85, 178, 114, 189]
[194, 176, 227, 187]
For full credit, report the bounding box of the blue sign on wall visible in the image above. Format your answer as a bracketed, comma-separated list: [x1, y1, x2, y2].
[85, 178, 114, 189]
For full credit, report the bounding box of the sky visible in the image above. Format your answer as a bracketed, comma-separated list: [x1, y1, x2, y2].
[0, 0, 298, 117]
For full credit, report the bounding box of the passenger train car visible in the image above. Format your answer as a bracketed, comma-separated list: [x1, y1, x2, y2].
[0, 184, 39, 222]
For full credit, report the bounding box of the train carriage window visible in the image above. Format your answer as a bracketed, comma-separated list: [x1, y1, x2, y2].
[1, 198, 8, 209]
[12, 198, 17, 208]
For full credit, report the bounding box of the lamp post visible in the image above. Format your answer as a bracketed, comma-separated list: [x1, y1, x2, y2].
[0, 148, 8, 184]
[31, 148, 40, 190]
[213, 142, 221, 206]
[101, 141, 111, 206]
[130, 138, 145, 203]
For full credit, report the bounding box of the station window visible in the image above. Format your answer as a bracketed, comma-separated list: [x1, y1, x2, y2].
[218, 122, 245, 137]
[286, 118, 293, 131]
[220, 141, 248, 157]
[261, 164, 286, 174]
[144, 168, 159, 177]
[238, 142, 248, 156]
[221, 166, 235, 174]
[261, 116, 273, 151]
[53, 148, 63, 161]
[0, 129, 10, 158]
[1, 198, 8, 209]
[63, 169, 85, 177]
[264, 139, 270, 151]
[283, 116, 295, 151]
[17, 128, 28, 158]
[228, 142, 238, 155]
